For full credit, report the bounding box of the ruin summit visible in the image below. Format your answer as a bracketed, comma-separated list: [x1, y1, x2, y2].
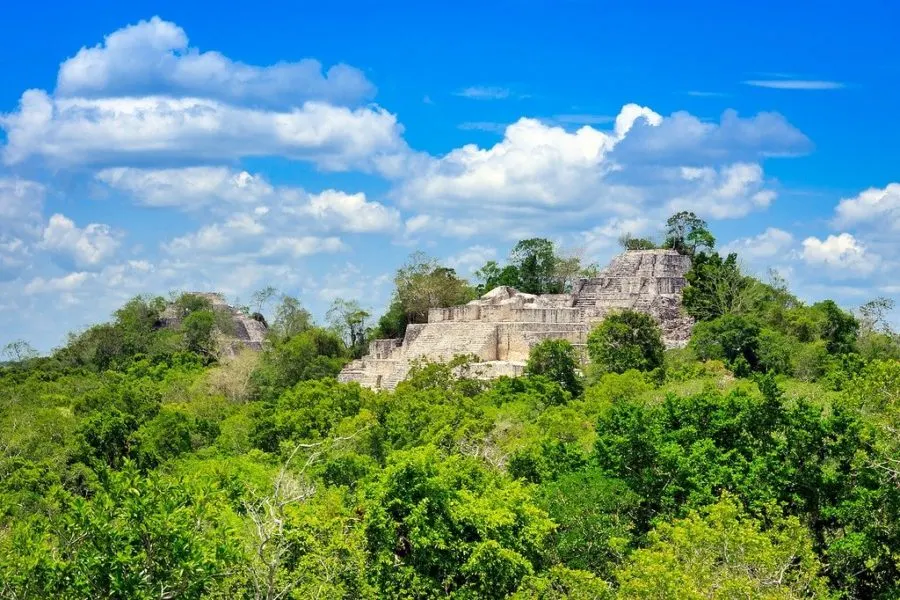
[338, 248, 693, 390]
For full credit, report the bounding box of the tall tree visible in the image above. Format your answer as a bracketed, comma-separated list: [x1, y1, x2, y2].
[270, 295, 312, 339]
[326, 299, 370, 356]
[682, 252, 749, 321]
[664, 211, 715, 255]
[393, 252, 475, 324]
[510, 238, 562, 294]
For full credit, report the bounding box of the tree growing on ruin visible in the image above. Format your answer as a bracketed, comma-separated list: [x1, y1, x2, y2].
[394, 252, 476, 324]
[663, 211, 715, 256]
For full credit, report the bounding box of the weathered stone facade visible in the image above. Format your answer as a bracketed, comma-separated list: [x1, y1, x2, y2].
[160, 292, 268, 356]
[339, 249, 693, 390]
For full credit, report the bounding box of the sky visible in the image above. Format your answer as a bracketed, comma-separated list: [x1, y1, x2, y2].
[1, 0, 899, 352]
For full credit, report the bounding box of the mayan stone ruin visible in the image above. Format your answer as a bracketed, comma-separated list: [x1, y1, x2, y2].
[160, 292, 268, 356]
[339, 248, 694, 390]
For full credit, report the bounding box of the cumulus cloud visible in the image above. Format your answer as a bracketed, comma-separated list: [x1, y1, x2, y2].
[833, 183, 900, 231]
[1, 91, 405, 169]
[258, 236, 346, 258]
[0, 177, 44, 235]
[395, 103, 807, 241]
[56, 16, 374, 107]
[293, 190, 400, 233]
[668, 163, 776, 218]
[40, 214, 120, 268]
[722, 227, 794, 260]
[96, 166, 275, 209]
[23, 271, 91, 295]
[801, 233, 878, 276]
[163, 213, 266, 255]
[99, 166, 401, 236]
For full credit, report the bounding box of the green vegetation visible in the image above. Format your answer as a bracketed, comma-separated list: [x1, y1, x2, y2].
[587, 310, 665, 375]
[476, 238, 598, 295]
[2, 214, 899, 598]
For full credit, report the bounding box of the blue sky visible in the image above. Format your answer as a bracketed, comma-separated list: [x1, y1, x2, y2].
[2, 0, 899, 351]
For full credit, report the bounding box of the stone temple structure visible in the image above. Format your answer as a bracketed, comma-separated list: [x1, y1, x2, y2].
[160, 292, 267, 356]
[339, 249, 693, 390]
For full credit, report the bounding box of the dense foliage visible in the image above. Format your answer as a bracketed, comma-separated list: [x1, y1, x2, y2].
[587, 310, 665, 375]
[2, 216, 900, 598]
[476, 238, 598, 295]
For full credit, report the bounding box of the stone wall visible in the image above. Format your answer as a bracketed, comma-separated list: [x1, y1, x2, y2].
[160, 292, 267, 356]
[339, 249, 693, 391]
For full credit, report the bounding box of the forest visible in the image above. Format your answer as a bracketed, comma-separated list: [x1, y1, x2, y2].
[1, 213, 899, 599]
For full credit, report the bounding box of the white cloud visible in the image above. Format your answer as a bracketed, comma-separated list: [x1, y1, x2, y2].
[456, 86, 512, 100]
[578, 217, 655, 255]
[0, 236, 32, 275]
[1, 91, 405, 169]
[743, 79, 844, 90]
[41, 214, 120, 268]
[163, 213, 264, 255]
[96, 166, 274, 209]
[669, 163, 776, 218]
[99, 166, 401, 235]
[395, 104, 806, 241]
[0, 177, 44, 234]
[56, 16, 374, 107]
[801, 233, 878, 276]
[833, 183, 900, 231]
[24, 271, 91, 295]
[722, 227, 794, 260]
[294, 189, 400, 233]
[259, 236, 346, 258]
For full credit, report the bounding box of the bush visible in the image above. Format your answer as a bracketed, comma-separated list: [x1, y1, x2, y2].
[587, 311, 664, 374]
[525, 339, 583, 397]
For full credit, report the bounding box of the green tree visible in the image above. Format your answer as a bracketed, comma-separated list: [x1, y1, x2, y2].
[326, 298, 370, 357]
[182, 309, 217, 356]
[0, 463, 242, 599]
[510, 238, 562, 294]
[663, 211, 715, 255]
[270, 294, 313, 339]
[525, 339, 583, 397]
[537, 470, 639, 579]
[682, 252, 748, 321]
[393, 252, 475, 324]
[363, 447, 554, 598]
[475, 260, 522, 294]
[813, 299, 859, 355]
[689, 314, 761, 373]
[253, 327, 346, 398]
[615, 495, 829, 599]
[587, 310, 664, 374]
[618, 233, 657, 251]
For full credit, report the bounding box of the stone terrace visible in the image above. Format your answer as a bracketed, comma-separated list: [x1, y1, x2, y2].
[339, 249, 693, 391]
